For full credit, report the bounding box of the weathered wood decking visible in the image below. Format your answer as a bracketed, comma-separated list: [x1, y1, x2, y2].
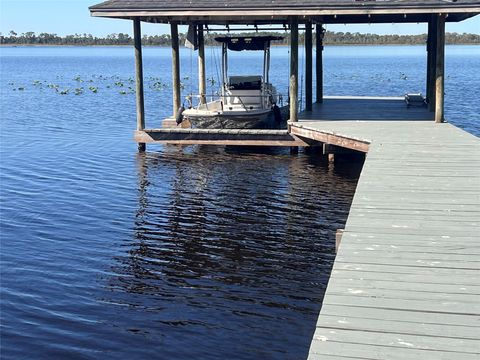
[135, 128, 310, 146]
[293, 99, 480, 360]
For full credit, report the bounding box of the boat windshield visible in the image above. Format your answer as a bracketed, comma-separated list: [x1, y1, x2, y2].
[214, 36, 283, 51]
[228, 76, 262, 90]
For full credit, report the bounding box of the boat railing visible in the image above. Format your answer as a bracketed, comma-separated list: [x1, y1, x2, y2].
[185, 93, 284, 111]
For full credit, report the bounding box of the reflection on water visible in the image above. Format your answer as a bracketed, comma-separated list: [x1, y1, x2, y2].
[102, 147, 361, 359]
[0, 44, 428, 359]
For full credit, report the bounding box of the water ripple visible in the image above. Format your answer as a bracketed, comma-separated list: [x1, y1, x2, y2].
[3, 45, 477, 359]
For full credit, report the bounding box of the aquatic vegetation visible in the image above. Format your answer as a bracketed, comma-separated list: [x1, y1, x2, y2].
[9, 73, 168, 97]
[151, 81, 167, 90]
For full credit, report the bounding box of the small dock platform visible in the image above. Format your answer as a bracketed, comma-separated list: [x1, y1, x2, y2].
[296, 100, 480, 359]
[135, 128, 309, 147]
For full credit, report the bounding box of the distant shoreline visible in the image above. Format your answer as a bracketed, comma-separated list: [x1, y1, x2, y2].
[1, 43, 479, 47]
[2, 30, 479, 47]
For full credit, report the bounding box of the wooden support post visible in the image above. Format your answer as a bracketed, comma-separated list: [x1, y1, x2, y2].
[428, 16, 438, 112]
[305, 22, 313, 111]
[435, 14, 446, 123]
[171, 22, 181, 117]
[335, 229, 344, 253]
[425, 19, 433, 103]
[133, 19, 146, 152]
[289, 17, 299, 123]
[198, 24, 206, 104]
[316, 24, 324, 104]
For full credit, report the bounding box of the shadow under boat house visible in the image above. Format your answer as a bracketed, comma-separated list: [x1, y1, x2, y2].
[89, 1, 479, 151]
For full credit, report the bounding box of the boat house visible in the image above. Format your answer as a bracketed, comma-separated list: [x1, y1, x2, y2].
[90, 0, 479, 150]
[89, 1, 480, 359]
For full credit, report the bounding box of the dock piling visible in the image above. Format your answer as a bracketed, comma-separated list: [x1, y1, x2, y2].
[316, 24, 324, 104]
[198, 24, 206, 104]
[171, 22, 181, 118]
[435, 14, 446, 123]
[289, 17, 299, 123]
[305, 22, 313, 111]
[428, 15, 438, 112]
[133, 19, 146, 152]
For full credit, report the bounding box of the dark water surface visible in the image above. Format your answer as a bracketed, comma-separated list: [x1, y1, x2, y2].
[1, 45, 479, 359]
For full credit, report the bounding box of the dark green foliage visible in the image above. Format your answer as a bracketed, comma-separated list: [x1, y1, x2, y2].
[1, 30, 479, 46]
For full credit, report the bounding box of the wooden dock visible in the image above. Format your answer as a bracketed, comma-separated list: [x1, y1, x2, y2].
[294, 100, 480, 359]
[137, 97, 480, 358]
[88, 2, 480, 356]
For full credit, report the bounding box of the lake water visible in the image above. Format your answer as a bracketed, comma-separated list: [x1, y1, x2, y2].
[0, 45, 479, 359]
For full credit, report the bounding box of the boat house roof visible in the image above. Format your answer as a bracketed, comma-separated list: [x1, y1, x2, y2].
[90, 0, 480, 24]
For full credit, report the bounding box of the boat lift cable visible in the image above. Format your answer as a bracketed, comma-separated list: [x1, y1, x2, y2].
[189, 47, 194, 98]
[211, 45, 222, 98]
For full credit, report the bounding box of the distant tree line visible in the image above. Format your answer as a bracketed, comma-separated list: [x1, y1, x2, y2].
[1, 30, 479, 46]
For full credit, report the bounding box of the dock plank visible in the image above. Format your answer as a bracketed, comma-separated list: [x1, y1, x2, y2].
[316, 314, 480, 340]
[320, 304, 480, 327]
[294, 98, 480, 360]
[309, 328, 479, 357]
[309, 340, 478, 360]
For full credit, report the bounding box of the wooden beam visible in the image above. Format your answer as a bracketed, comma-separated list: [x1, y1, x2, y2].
[335, 229, 344, 253]
[316, 24, 324, 103]
[289, 16, 299, 122]
[171, 22, 181, 117]
[305, 22, 313, 111]
[435, 14, 445, 123]
[134, 129, 311, 147]
[290, 125, 370, 153]
[133, 19, 146, 152]
[427, 15, 438, 112]
[323, 144, 362, 155]
[91, 6, 480, 19]
[198, 24, 206, 104]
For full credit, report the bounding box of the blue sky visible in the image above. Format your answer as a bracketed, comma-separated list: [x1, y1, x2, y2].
[1, 0, 479, 37]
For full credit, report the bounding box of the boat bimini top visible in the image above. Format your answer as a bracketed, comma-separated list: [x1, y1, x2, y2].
[215, 35, 284, 89]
